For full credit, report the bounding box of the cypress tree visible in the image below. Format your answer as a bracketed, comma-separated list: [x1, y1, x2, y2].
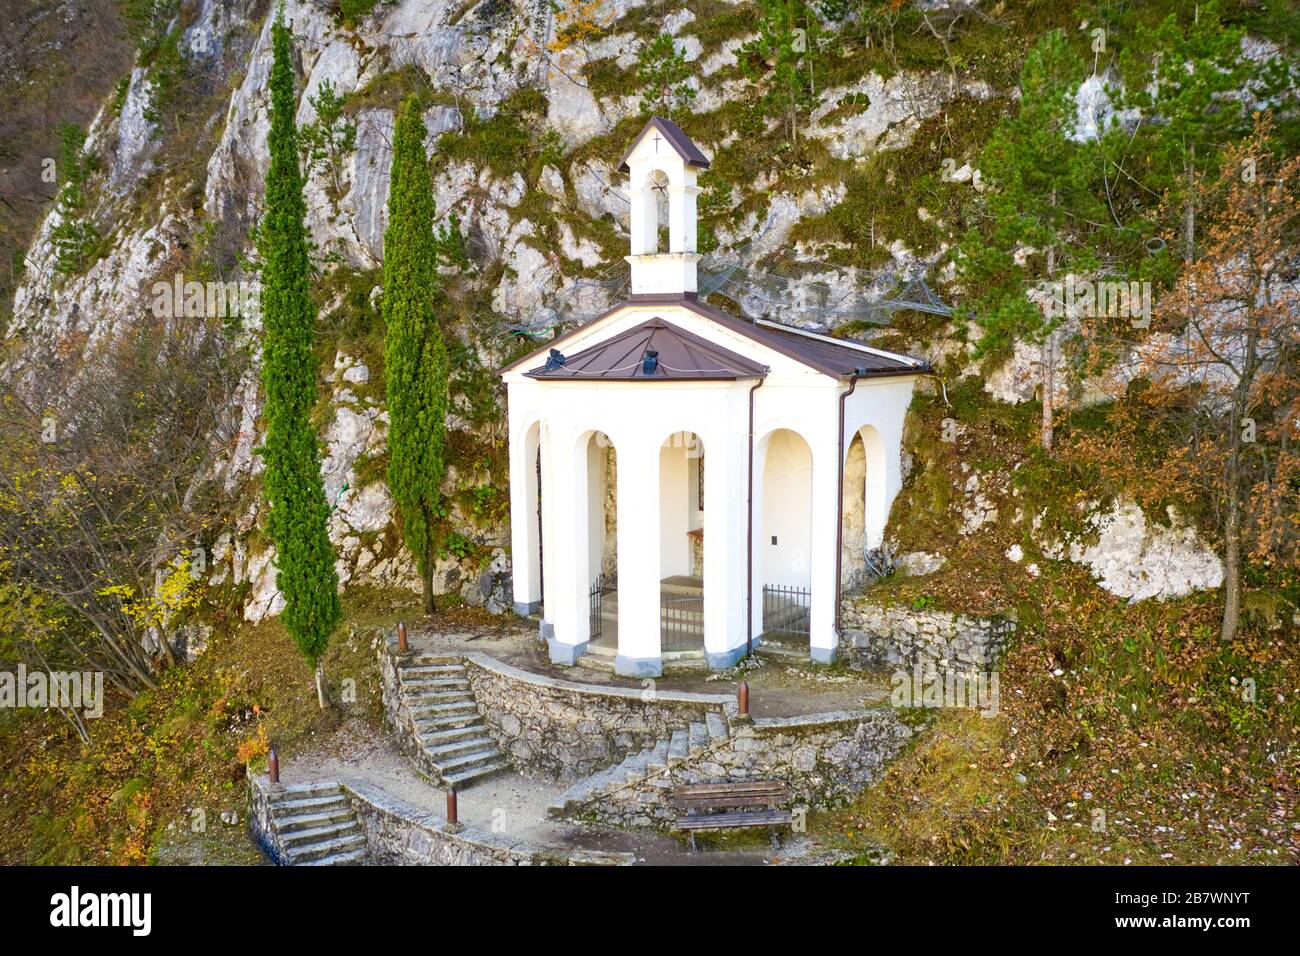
[383, 95, 449, 616]
[258, 12, 340, 707]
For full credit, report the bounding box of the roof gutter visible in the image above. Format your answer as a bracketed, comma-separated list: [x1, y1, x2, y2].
[834, 369, 865, 635]
[745, 375, 765, 659]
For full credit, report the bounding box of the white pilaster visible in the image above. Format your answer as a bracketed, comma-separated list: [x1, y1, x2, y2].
[508, 415, 542, 615]
[615, 434, 662, 676]
[702, 399, 749, 668]
[545, 428, 589, 665]
[808, 427, 841, 664]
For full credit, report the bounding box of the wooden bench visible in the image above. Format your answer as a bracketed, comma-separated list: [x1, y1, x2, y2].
[671, 780, 792, 851]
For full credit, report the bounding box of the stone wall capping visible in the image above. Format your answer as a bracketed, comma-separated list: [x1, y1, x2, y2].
[462, 651, 736, 706]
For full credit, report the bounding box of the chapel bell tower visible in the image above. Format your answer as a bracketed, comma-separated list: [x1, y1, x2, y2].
[619, 116, 711, 296]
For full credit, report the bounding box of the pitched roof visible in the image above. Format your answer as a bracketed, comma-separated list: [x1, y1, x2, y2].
[500, 294, 929, 381]
[524, 318, 768, 381]
[617, 116, 711, 173]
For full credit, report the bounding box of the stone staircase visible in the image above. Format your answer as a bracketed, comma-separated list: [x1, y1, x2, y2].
[395, 653, 510, 787]
[267, 782, 366, 865]
[547, 711, 730, 819]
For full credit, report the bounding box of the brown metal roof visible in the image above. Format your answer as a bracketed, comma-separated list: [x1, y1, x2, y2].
[500, 294, 929, 381]
[524, 318, 768, 381]
[617, 116, 711, 173]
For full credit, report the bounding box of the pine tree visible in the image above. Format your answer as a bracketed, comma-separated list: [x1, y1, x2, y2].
[384, 95, 450, 616]
[957, 30, 1105, 452]
[1114, 1, 1248, 264]
[258, 13, 340, 708]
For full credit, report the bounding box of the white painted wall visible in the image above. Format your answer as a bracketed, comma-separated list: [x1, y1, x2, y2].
[760, 429, 813, 589]
[586, 436, 610, 582]
[659, 436, 691, 578]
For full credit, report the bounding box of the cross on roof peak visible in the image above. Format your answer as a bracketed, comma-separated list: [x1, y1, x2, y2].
[617, 116, 711, 174]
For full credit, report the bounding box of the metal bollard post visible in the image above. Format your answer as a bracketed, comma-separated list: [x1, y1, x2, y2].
[397, 620, 409, 653]
[446, 788, 464, 832]
[268, 749, 280, 786]
[738, 680, 749, 717]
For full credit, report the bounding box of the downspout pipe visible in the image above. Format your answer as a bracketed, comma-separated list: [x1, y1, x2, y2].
[745, 376, 765, 659]
[834, 369, 866, 636]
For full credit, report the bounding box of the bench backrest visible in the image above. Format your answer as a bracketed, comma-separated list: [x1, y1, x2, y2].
[671, 780, 790, 811]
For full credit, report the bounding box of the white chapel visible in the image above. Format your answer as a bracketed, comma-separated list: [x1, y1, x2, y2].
[500, 117, 928, 677]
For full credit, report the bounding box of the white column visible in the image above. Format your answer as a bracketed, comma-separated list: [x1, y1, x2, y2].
[748, 436, 768, 647]
[808, 425, 841, 664]
[545, 428, 589, 665]
[668, 183, 700, 254]
[627, 177, 657, 256]
[615, 434, 661, 677]
[508, 413, 541, 616]
[702, 400, 748, 668]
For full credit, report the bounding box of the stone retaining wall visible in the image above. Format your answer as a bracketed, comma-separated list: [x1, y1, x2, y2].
[246, 773, 290, 865]
[574, 709, 913, 830]
[462, 652, 735, 782]
[378, 635, 444, 783]
[838, 595, 1013, 674]
[247, 774, 633, 866]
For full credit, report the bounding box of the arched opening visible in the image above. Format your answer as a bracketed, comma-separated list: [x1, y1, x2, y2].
[584, 431, 618, 651]
[758, 428, 813, 652]
[841, 424, 888, 592]
[514, 419, 544, 615]
[644, 168, 670, 254]
[659, 431, 705, 652]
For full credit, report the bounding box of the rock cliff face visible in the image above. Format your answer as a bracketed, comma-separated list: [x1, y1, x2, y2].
[3, 0, 1237, 624]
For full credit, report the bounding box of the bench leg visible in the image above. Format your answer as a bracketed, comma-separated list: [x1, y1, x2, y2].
[769, 826, 781, 849]
[689, 831, 698, 853]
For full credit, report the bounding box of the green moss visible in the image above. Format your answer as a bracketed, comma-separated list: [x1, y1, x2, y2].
[345, 64, 452, 114]
[789, 96, 1011, 268]
[583, 57, 636, 101]
[435, 88, 548, 178]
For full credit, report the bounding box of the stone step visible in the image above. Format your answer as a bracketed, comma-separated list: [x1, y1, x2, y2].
[276, 807, 354, 833]
[547, 765, 622, 816]
[302, 847, 366, 866]
[418, 725, 485, 746]
[416, 712, 484, 731]
[404, 653, 463, 666]
[661, 575, 704, 596]
[399, 664, 465, 676]
[705, 711, 728, 742]
[442, 757, 510, 788]
[400, 676, 470, 690]
[268, 782, 341, 803]
[270, 796, 351, 816]
[287, 832, 366, 863]
[412, 699, 477, 716]
[688, 721, 708, 755]
[668, 729, 689, 765]
[427, 735, 497, 762]
[281, 820, 361, 848]
[434, 747, 504, 773]
[404, 689, 474, 703]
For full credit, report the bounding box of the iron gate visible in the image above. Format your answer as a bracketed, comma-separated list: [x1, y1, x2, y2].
[762, 584, 811, 636]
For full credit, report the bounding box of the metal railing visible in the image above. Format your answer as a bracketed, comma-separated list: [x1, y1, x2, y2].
[589, 572, 615, 640]
[762, 584, 811, 637]
[661, 596, 704, 651]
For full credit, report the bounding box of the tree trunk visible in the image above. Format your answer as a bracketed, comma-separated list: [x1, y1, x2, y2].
[1040, 331, 1055, 453]
[422, 548, 436, 616]
[1220, 492, 1240, 643]
[1041, 195, 1057, 454]
[1183, 150, 1196, 264]
[315, 660, 327, 710]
